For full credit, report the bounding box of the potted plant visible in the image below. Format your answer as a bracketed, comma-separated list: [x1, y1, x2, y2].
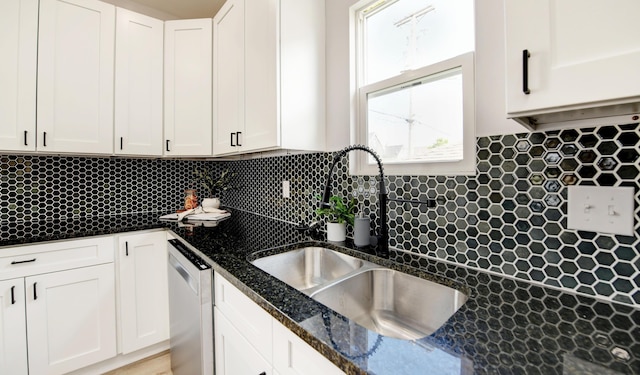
[193, 168, 239, 210]
[315, 195, 357, 242]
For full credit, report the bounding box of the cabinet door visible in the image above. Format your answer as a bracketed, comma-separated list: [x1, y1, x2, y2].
[164, 19, 213, 156]
[242, 0, 279, 152]
[212, 0, 245, 156]
[0, 278, 28, 375]
[37, 0, 115, 154]
[26, 263, 117, 375]
[505, 0, 640, 114]
[273, 319, 345, 375]
[117, 231, 169, 354]
[215, 308, 272, 375]
[115, 8, 164, 156]
[0, 0, 38, 152]
[215, 273, 273, 360]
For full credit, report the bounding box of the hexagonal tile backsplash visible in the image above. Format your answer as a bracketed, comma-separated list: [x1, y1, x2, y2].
[1, 123, 639, 308]
[222, 123, 640, 308]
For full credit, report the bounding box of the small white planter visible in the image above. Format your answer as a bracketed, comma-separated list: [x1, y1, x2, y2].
[326, 222, 346, 242]
[201, 198, 221, 210]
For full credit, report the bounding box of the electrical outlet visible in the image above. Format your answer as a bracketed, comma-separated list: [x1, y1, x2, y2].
[282, 180, 290, 198]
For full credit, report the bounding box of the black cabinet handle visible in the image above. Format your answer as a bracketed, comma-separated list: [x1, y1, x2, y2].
[230, 132, 236, 147]
[43, 132, 47, 147]
[166, 139, 171, 152]
[236, 132, 242, 147]
[120, 137, 123, 150]
[125, 241, 129, 256]
[11, 258, 36, 265]
[259, 372, 266, 375]
[522, 49, 531, 95]
[24, 130, 28, 146]
[33, 282, 37, 300]
[11, 286, 16, 305]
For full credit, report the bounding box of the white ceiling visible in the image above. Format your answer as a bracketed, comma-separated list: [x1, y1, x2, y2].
[126, 0, 226, 19]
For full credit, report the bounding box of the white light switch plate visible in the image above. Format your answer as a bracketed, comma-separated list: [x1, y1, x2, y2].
[282, 180, 290, 198]
[567, 186, 635, 236]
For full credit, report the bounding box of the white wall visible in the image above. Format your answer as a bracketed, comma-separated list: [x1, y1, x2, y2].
[324, 0, 527, 152]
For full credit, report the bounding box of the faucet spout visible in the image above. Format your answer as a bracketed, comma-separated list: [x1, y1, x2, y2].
[320, 145, 389, 258]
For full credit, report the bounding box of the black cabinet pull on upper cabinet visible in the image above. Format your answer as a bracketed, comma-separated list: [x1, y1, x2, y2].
[120, 137, 124, 150]
[236, 132, 242, 147]
[43, 132, 47, 147]
[230, 132, 236, 147]
[522, 49, 531, 95]
[166, 139, 171, 152]
[24, 130, 28, 146]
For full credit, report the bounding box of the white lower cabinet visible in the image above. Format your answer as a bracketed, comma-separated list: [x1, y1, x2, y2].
[26, 263, 117, 375]
[0, 236, 119, 375]
[272, 319, 344, 375]
[215, 308, 272, 375]
[0, 278, 28, 375]
[214, 274, 344, 375]
[117, 231, 169, 354]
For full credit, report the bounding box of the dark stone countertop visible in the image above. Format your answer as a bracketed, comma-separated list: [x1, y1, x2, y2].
[2, 209, 638, 374]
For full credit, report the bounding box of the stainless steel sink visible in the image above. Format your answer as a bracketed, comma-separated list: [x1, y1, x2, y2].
[250, 247, 364, 294]
[311, 268, 468, 340]
[251, 246, 467, 340]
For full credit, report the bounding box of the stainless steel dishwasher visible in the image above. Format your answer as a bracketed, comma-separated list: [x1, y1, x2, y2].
[167, 238, 213, 375]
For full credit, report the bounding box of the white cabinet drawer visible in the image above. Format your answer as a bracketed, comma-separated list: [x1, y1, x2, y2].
[214, 273, 272, 361]
[0, 236, 114, 280]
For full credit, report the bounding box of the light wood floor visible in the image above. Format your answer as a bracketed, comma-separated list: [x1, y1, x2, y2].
[103, 351, 172, 375]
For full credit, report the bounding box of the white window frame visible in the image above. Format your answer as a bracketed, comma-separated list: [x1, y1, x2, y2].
[350, 0, 476, 176]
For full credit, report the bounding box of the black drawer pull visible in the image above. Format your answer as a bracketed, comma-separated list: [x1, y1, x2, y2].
[33, 282, 37, 300]
[11, 258, 36, 265]
[236, 132, 242, 147]
[523, 49, 531, 95]
[11, 286, 16, 305]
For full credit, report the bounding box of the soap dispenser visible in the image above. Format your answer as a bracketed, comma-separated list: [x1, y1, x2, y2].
[354, 212, 370, 247]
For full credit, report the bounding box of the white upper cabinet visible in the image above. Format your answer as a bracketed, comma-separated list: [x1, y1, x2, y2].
[212, 0, 245, 155]
[37, 0, 115, 154]
[0, 0, 38, 152]
[164, 19, 213, 157]
[505, 0, 640, 129]
[115, 8, 164, 156]
[213, 0, 325, 156]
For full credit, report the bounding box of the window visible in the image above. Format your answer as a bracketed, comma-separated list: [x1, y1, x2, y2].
[351, 0, 476, 176]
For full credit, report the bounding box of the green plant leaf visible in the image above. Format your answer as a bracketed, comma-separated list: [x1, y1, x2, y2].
[316, 195, 357, 225]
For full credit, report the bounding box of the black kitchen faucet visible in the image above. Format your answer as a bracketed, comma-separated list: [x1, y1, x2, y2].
[320, 145, 389, 258]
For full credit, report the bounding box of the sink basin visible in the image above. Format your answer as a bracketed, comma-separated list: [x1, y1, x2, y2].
[251, 247, 364, 293]
[251, 246, 467, 340]
[311, 268, 468, 340]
